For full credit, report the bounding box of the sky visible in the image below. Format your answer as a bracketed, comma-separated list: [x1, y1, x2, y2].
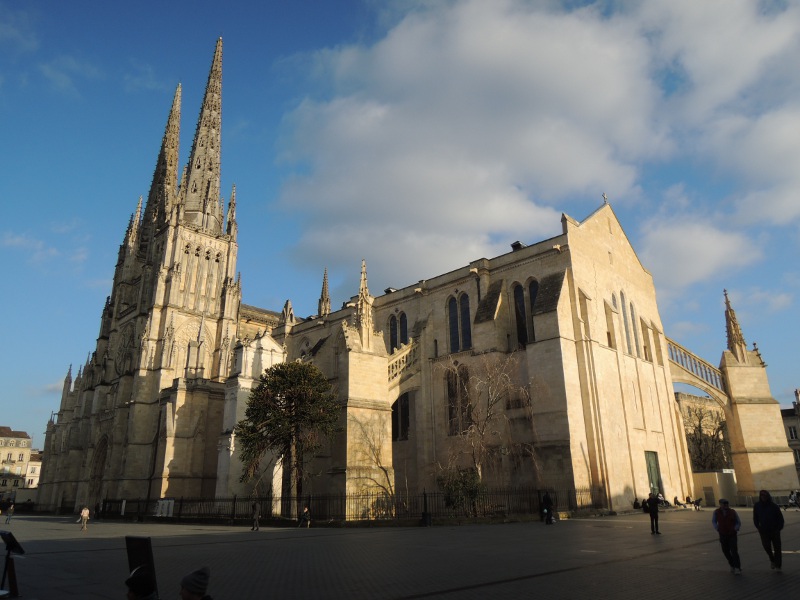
[2, 0, 799, 448]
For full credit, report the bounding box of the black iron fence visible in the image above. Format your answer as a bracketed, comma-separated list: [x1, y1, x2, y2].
[79, 486, 604, 524]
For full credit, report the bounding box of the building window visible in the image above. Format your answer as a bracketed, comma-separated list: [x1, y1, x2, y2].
[630, 303, 641, 358]
[8, 440, 14, 447]
[5, 453, 10, 461]
[448, 294, 472, 353]
[794, 449, 800, 464]
[604, 301, 616, 349]
[389, 312, 409, 352]
[30, 467, 36, 474]
[513, 284, 527, 348]
[447, 365, 471, 435]
[448, 298, 459, 353]
[12, 480, 18, 487]
[640, 319, 652, 362]
[18, 454, 23, 462]
[27, 479, 33, 486]
[528, 280, 539, 341]
[1, 480, 6, 487]
[19, 441, 26, 447]
[789, 426, 798, 440]
[620, 291, 632, 354]
[460, 295, 472, 350]
[392, 393, 410, 441]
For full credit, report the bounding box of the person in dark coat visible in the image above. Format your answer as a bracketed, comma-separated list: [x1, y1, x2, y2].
[298, 506, 311, 528]
[542, 492, 554, 524]
[647, 493, 660, 534]
[251, 501, 260, 531]
[753, 489, 784, 570]
[712, 498, 742, 574]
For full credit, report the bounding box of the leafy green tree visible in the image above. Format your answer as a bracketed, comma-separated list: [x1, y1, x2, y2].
[236, 361, 340, 509]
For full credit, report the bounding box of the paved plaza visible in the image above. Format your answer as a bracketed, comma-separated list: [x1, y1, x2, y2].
[1, 508, 798, 599]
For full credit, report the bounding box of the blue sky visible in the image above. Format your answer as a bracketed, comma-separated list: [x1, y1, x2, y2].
[2, 0, 799, 448]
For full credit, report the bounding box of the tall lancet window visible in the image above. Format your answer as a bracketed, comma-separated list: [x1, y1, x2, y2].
[513, 284, 527, 348]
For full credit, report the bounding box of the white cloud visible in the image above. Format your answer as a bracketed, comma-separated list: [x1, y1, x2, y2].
[123, 60, 169, 93]
[638, 218, 761, 291]
[267, 0, 800, 296]
[277, 0, 672, 291]
[0, 4, 39, 54]
[38, 55, 101, 95]
[1, 232, 59, 262]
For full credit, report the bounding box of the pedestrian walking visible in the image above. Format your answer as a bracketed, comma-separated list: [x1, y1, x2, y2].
[4, 503, 13, 524]
[298, 506, 311, 528]
[712, 498, 742, 574]
[646, 492, 660, 534]
[251, 501, 260, 531]
[80, 506, 90, 531]
[753, 489, 784, 570]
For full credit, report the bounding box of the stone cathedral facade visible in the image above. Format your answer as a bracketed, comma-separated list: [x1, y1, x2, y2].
[37, 40, 795, 515]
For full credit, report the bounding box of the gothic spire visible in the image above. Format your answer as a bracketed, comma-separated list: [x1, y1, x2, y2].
[318, 268, 331, 317]
[182, 38, 223, 234]
[226, 184, 237, 238]
[140, 84, 181, 254]
[358, 259, 369, 300]
[724, 289, 748, 363]
[62, 365, 73, 397]
[355, 260, 373, 348]
[281, 299, 296, 325]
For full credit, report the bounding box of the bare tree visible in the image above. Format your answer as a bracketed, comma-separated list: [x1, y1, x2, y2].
[682, 403, 731, 471]
[438, 351, 532, 483]
[347, 413, 395, 497]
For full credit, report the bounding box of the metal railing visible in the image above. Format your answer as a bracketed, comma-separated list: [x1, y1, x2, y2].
[63, 486, 604, 523]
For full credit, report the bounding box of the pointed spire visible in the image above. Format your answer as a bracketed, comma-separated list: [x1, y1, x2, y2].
[318, 268, 331, 317]
[281, 299, 296, 325]
[140, 83, 181, 254]
[226, 184, 237, 238]
[355, 260, 373, 348]
[62, 365, 73, 396]
[183, 38, 223, 234]
[128, 196, 143, 250]
[358, 259, 369, 299]
[724, 289, 748, 363]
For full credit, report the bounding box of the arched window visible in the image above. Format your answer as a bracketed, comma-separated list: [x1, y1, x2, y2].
[630, 302, 641, 358]
[448, 297, 460, 353]
[460, 294, 472, 350]
[513, 284, 527, 348]
[620, 291, 632, 354]
[389, 315, 398, 352]
[528, 280, 539, 342]
[448, 294, 472, 353]
[400, 312, 408, 345]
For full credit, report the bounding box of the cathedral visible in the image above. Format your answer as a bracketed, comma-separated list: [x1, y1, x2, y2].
[37, 40, 795, 516]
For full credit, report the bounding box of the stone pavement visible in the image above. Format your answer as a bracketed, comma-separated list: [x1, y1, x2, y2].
[1, 507, 799, 599]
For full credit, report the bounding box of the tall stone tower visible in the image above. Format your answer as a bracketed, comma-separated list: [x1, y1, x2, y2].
[721, 291, 799, 496]
[39, 39, 241, 510]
